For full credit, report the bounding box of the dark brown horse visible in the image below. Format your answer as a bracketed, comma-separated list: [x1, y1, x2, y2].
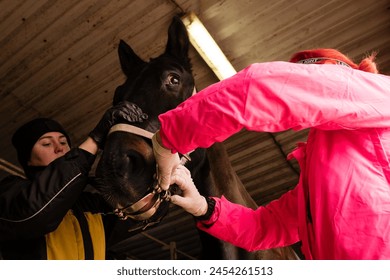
[94, 16, 298, 260]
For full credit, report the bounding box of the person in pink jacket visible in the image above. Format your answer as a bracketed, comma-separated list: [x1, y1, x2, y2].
[151, 48, 390, 260]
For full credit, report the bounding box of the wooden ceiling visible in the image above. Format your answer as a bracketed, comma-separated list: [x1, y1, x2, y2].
[0, 0, 389, 259]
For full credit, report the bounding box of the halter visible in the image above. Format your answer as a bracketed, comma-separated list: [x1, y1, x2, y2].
[107, 123, 191, 222]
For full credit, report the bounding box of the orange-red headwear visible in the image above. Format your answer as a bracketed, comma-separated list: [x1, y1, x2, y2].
[289, 48, 379, 74]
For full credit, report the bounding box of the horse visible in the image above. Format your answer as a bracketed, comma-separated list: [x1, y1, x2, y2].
[94, 15, 298, 260]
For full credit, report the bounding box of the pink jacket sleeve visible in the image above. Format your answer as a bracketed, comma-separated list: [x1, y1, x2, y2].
[197, 188, 299, 251]
[159, 62, 390, 154]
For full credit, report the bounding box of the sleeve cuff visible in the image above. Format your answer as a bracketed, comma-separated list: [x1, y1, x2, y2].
[196, 197, 216, 221]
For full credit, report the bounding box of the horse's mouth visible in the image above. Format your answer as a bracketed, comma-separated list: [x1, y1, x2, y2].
[114, 192, 162, 221]
[113, 183, 178, 222]
[93, 174, 181, 231]
[113, 189, 172, 232]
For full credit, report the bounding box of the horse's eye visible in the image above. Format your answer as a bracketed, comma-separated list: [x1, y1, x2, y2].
[167, 74, 180, 86]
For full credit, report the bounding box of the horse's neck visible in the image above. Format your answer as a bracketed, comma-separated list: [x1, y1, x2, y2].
[206, 143, 257, 209]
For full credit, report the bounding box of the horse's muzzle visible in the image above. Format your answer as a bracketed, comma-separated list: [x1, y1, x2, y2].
[113, 182, 170, 221]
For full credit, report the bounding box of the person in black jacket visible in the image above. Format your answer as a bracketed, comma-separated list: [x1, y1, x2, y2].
[0, 102, 145, 259]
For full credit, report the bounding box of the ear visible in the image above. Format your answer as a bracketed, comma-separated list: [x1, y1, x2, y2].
[118, 39, 146, 78]
[165, 16, 191, 71]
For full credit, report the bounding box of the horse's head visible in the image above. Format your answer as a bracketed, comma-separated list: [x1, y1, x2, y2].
[94, 16, 195, 229]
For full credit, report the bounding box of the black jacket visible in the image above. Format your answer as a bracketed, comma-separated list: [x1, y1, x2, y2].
[0, 148, 113, 259]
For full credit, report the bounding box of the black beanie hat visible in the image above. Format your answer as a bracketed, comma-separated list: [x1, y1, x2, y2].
[11, 118, 71, 171]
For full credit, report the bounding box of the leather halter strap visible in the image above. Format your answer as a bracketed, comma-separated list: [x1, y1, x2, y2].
[108, 123, 192, 163]
[108, 123, 153, 139]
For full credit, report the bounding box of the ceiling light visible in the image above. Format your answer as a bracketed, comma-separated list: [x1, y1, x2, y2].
[181, 12, 237, 80]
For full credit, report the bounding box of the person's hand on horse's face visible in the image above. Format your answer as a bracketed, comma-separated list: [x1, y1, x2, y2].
[152, 131, 181, 190]
[89, 101, 147, 149]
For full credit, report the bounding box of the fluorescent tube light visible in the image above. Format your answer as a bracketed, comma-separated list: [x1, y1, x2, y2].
[181, 12, 237, 80]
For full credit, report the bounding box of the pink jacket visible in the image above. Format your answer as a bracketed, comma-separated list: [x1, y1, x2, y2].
[159, 62, 390, 259]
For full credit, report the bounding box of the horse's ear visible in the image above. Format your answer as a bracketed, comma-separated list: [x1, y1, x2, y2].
[118, 39, 146, 78]
[165, 16, 191, 70]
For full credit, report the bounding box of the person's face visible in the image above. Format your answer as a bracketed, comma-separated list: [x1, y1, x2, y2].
[28, 132, 70, 167]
